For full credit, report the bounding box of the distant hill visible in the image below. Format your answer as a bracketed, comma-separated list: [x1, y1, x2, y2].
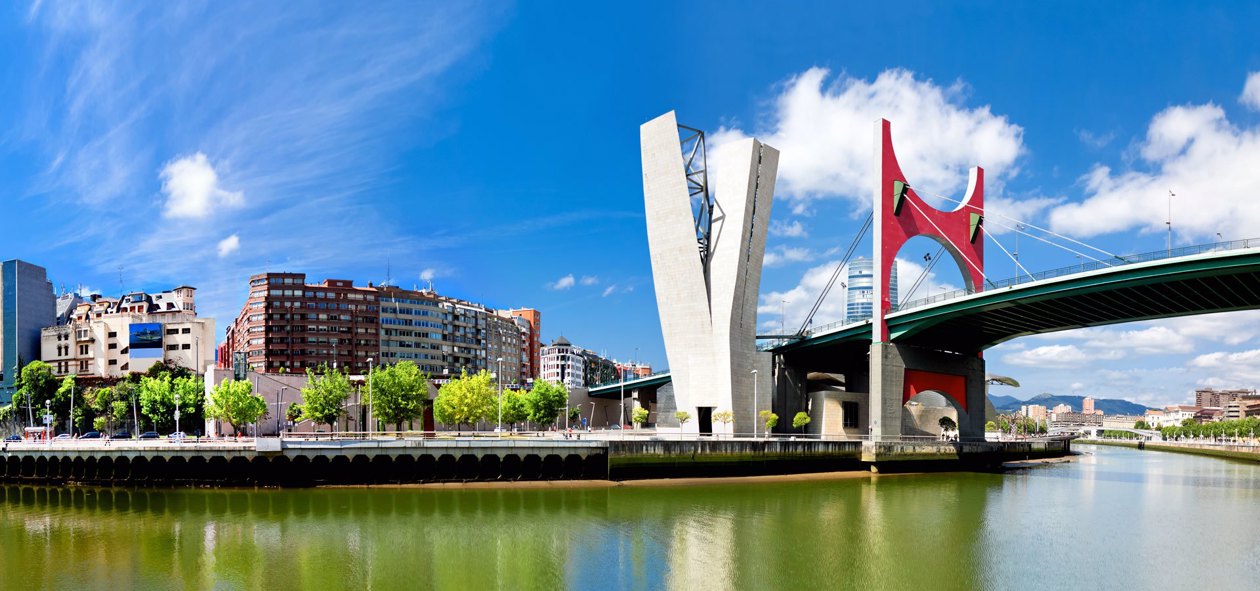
[989, 393, 1150, 416]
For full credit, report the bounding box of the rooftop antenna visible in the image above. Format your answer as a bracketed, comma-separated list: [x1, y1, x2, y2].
[117, 266, 125, 295]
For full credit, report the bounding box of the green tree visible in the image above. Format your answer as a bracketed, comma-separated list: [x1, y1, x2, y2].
[713, 410, 734, 435]
[674, 410, 691, 427]
[525, 380, 568, 428]
[433, 369, 496, 432]
[567, 406, 582, 425]
[760, 410, 779, 434]
[138, 375, 175, 432]
[938, 416, 958, 432]
[985, 420, 998, 432]
[12, 361, 57, 421]
[1134, 420, 1150, 430]
[286, 402, 303, 426]
[206, 379, 267, 435]
[793, 411, 812, 432]
[87, 387, 119, 433]
[500, 389, 530, 427]
[366, 361, 429, 430]
[300, 366, 351, 432]
[631, 406, 649, 428]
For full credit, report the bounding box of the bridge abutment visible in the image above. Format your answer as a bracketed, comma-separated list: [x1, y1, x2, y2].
[870, 342, 986, 440]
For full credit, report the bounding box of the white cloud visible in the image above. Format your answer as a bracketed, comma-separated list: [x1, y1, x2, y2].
[1003, 344, 1122, 369]
[763, 246, 815, 268]
[549, 274, 575, 290]
[216, 234, 240, 258]
[1083, 325, 1193, 355]
[1242, 71, 1260, 111]
[769, 219, 808, 238]
[160, 152, 243, 219]
[602, 285, 616, 297]
[713, 68, 1025, 208]
[1076, 129, 1115, 149]
[1049, 77, 1260, 241]
[580, 275, 599, 286]
[419, 268, 437, 282]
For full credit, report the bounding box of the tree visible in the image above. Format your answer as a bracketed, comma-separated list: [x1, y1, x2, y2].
[205, 379, 267, 436]
[1134, 420, 1150, 430]
[567, 406, 582, 425]
[525, 380, 567, 428]
[760, 410, 779, 434]
[631, 406, 649, 429]
[285, 403, 303, 429]
[985, 420, 998, 432]
[674, 411, 691, 427]
[938, 416, 958, 432]
[12, 361, 57, 423]
[793, 411, 812, 433]
[713, 410, 734, 436]
[138, 375, 175, 432]
[300, 366, 350, 432]
[433, 369, 496, 432]
[87, 387, 120, 434]
[366, 361, 429, 430]
[501, 389, 530, 427]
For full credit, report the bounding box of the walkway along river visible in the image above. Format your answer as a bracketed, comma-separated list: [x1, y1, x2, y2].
[2, 444, 1258, 589]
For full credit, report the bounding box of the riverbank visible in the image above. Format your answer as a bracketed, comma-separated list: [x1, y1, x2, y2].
[1078, 439, 1260, 463]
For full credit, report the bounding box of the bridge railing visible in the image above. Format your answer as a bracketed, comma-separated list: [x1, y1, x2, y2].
[892, 237, 1260, 314]
[587, 369, 673, 390]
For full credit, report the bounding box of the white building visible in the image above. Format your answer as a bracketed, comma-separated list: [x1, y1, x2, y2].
[540, 336, 585, 391]
[41, 287, 215, 378]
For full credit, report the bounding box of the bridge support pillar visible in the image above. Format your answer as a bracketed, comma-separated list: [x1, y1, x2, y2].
[869, 343, 986, 440]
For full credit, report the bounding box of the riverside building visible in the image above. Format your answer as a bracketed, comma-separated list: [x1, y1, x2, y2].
[221, 273, 535, 383]
[0, 260, 56, 402]
[40, 287, 215, 378]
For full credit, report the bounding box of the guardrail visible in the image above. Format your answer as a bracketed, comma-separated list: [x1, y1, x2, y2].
[587, 369, 673, 390]
[893, 237, 1260, 313]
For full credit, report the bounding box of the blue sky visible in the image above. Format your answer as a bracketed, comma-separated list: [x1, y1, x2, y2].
[3, 1, 1260, 407]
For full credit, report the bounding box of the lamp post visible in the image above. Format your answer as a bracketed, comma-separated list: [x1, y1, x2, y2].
[278, 386, 287, 437]
[1167, 190, 1175, 256]
[367, 357, 374, 435]
[69, 381, 75, 436]
[619, 359, 625, 430]
[44, 399, 50, 442]
[751, 369, 758, 439]
[496, 357, 503, 434]
[174, 393, 182, 436]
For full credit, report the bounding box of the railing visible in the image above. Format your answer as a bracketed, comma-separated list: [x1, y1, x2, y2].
[587, 369, 673, 390]
[892, 237, 1260, 313]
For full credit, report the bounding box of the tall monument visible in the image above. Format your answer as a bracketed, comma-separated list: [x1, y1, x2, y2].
[640, 111, 779, 434]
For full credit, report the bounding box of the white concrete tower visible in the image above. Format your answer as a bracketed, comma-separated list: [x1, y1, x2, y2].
[640, 111, 779, 434]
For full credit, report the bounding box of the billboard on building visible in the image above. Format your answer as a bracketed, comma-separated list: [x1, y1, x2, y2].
[129, 323, 164, 359]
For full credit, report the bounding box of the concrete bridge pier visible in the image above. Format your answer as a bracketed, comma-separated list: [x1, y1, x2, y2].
[870, 342, 986, 440]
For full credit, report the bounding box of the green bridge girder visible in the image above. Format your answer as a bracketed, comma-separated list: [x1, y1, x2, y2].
[774, 246, 1260, 355]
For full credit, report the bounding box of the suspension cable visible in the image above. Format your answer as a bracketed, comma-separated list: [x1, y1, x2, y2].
[904, 198, 988, 285]
[899, 245, 945, 307]
[982, 225, 1034, 280]
[797, 212, 872, 335]
[915, 187, 1121, 261]
[983, 216, 1107, 265]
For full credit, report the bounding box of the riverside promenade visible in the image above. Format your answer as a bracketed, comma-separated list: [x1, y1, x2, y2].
[0, 434, 1072, 486]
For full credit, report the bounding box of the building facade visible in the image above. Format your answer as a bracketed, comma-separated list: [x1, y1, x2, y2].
[40, 287, 214, 378]
[0, 260, 56, 402]
[222, 274, 534, 383]
[222, 273, 381, 375]
[846, 257, 898, 322]
[1195, 388, 1256, 408]
[505, 308, 541, 379]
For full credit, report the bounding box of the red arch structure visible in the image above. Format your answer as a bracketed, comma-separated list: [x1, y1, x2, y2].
[873, 118, 985, 343]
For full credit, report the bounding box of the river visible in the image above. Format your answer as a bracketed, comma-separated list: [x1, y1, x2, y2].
[1, 444, 1258, 589]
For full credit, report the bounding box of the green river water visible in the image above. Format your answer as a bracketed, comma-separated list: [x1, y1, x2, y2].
[1, 444, 1258, 590]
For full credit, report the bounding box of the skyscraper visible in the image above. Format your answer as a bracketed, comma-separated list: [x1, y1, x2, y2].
[846, 257, 897, 323]
[0, 260, 56, 403]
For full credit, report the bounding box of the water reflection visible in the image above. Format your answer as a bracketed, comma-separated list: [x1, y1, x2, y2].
[2, 446, 1259, 589]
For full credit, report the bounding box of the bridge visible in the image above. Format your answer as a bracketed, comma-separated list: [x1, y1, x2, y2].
[628, 111, 1260, 442]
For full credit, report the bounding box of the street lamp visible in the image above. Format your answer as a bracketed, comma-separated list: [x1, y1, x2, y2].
[174, 393, 182, 436]
[496, 357, 504, 434]
[367, 357, 374, 435]
[619, 358, 626, 430]
[44, 399, 51, 442]
[751, 369, 758, 438]
[278, 386, 287, 437]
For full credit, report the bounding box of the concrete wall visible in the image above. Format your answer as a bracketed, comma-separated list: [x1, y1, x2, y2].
[641, 112, 778, 435]
[808, 388, 868, 438]
[870, 342, 985, 439]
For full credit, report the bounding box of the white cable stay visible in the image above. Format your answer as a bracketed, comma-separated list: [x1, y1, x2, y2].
[914, 187, 1121, 261]
[904, 197, 988, 283]
[981, 225, 1034, 280]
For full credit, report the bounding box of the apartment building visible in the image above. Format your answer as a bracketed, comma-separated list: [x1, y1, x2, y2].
[40, 287, 214, 378]
[0, 260, 56, 402]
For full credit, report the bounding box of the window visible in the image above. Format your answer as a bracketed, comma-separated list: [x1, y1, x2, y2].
[108, 360, 117, 366]
[166, 344, 178, 351]
[181, 328, 191, 334]
[108, 331, 117, 338]
[166, 328, 179, 335]
[181, 344, 190, 350]
[108, 344, 117, 350]
[842, 401, 860, 429]
[79, 345, 88, 355]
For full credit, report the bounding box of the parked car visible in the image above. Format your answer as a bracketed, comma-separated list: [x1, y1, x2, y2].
[112, 431, 132, 440]
[138, 431, 160, 440]
[53, 434, 72, 441]
[4, 434, 21, 442]
[78, 431, 102, 439]
[169, 431, 187, 440]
